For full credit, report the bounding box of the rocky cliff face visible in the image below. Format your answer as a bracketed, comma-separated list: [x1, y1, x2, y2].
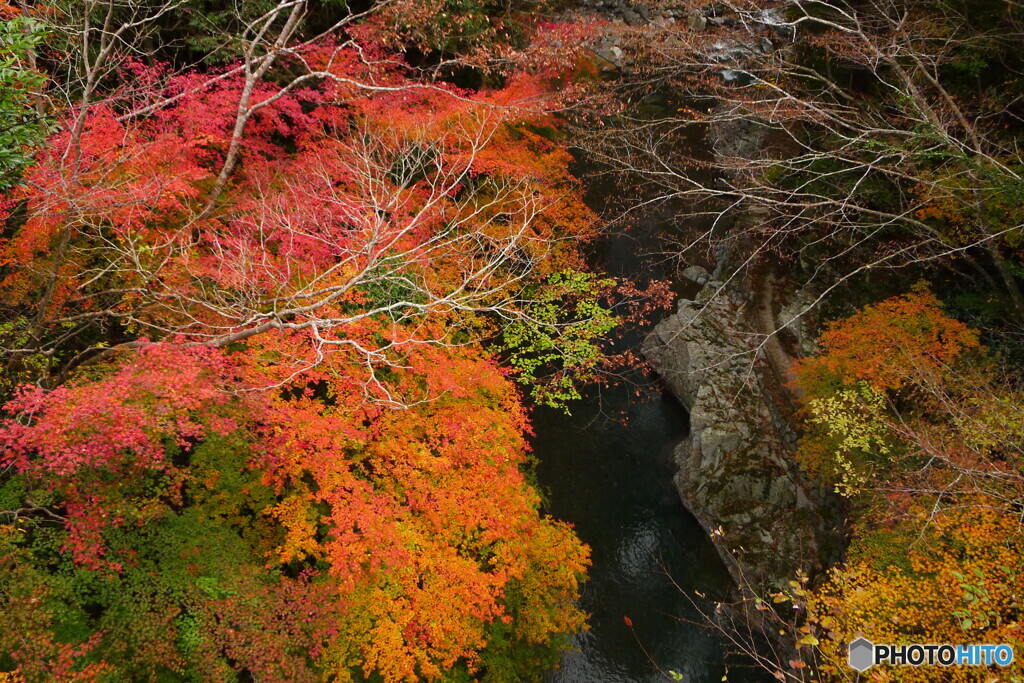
[643, 278, 838, 590]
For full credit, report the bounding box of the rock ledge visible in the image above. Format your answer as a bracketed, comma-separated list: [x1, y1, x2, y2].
[643, 280, 835, 590]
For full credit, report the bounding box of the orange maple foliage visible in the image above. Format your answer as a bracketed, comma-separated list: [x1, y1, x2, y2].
[0, 28, 597, 681]
[795, 286, 981, 396]
[788, 289, 1024, 681]
[256, 343, 588, 680]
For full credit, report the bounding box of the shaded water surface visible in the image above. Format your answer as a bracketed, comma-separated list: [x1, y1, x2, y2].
[530, 207, 746, 681]
[532, 127, 768, 679]
[533, 386, 738, 683]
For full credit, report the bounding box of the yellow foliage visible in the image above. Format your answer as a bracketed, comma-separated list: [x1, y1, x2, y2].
[803, 383, 892, 496]
[807, 502, 1024, 682]
[265, 495, 324, 564]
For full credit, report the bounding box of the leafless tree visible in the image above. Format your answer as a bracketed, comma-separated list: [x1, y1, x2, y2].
[575, 0, 1024, 332]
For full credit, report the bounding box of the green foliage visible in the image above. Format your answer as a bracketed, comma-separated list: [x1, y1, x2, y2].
[501, 270, 618, 411]
[803, 383, 893, 496]
[470, 579, 574, 683]
[173, 0, 348, 64]
[355, 257, 431, 313]
[846, 524, 917, 574]
[177, 0, 286, 63]
[173, 613, 202, 659]
[0, 432, 284, 681]
[0, 475, 27, 515]
[0, 16, 49, 189]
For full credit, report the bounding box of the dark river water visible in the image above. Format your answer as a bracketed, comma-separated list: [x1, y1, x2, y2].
[533, 387, 737, 683]
[531, 140, 768, 681]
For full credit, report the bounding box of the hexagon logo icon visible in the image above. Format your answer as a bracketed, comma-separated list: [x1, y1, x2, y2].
[848, 637, 875, 672]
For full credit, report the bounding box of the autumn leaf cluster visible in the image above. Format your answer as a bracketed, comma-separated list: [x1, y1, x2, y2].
[0, 2, 624, 680]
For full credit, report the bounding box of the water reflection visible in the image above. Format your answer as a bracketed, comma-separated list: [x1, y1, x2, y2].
[533, 387, 743, 683]
[534, 132, 769, 681]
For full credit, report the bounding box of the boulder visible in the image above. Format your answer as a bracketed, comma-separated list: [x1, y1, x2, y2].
[681, 264, 711, 286]
[685, 7, 707, 30]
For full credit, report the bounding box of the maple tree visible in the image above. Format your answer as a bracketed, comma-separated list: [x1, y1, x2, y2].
[768, 289, 1024, 681]
[792, 287, 1021, 505]
[1, 343, 589, 680]
[684, 288, 1024, 681]
[563, 4, 1024, 672]
[805, 502, 1024, 682]
[0, 1, 623, 680]
[0, 36, 612, 397]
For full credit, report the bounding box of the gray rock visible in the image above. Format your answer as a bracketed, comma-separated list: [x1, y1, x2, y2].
[776, 288, 820, 357]
[703, 2, 727, 17]
[718, 68, 745, 83]
[707, 38, 754, 63]
[709, 116, 769, 163]
[643, 281, 837, 590]
[621, 8, 643, 25]
[681, 264, 711, 286]
[706, 15, 733, 27]
[756, 7, 796, 41]
[594, 48, 617, 67]
[685, 7, 707, 30]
